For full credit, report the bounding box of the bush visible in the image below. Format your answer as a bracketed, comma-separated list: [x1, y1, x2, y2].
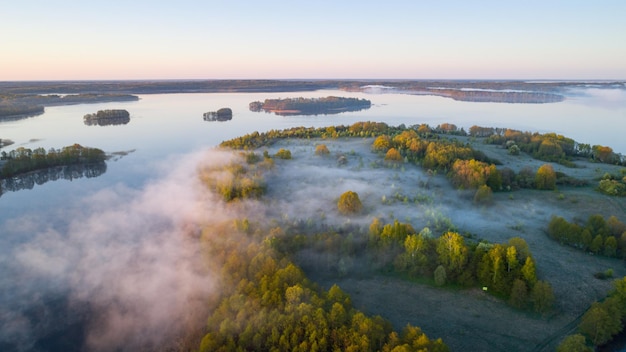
[473, 185, 493, 205]
[315, 144, 330, 156]
[598, 179, 626, 196]
[275, 148, 292, 159]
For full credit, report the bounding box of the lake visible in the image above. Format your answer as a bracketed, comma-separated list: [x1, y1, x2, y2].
[1, 87, 625, 350]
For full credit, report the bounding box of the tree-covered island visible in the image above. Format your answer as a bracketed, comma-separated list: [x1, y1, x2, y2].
[203, 107, 233, 121]
[249, 96, 371, 116]
[83, 109, 131, 126]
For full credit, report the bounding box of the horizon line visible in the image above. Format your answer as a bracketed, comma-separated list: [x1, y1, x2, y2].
[2, 78, 625, 83]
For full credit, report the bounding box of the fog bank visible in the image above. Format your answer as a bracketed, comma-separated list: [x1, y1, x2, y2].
[0, 150, 242, 351]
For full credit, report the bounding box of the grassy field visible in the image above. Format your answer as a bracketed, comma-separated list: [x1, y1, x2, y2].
[257, 136, 626, 351]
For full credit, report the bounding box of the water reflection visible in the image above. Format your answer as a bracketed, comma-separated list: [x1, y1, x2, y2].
[0, 162, 106, 196]
[83, 116, 130, 126]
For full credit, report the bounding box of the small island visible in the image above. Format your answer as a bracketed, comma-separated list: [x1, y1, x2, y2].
[83, 109, 130, 126]
[249, 96, 371, 116]
[203, 108, 232, 121]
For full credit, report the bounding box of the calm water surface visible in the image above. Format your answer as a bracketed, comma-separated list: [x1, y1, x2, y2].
[0, 88, 625, 350]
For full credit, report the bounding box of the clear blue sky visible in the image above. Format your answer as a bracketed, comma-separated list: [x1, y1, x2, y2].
[1, 0, 625, 80]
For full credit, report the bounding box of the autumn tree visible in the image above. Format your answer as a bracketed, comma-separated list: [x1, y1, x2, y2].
[372, 135, 391, 152]
[450, 159, 498, 189]
[337, 191, 363, 215]
[521, 256, 537, 286]
[592, 145, 615, 163]
[385, 147, 403, 162]
[315, 144, 330, 156]
[535, 164, 556, 190]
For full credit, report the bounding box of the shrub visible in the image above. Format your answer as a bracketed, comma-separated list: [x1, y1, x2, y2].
[275, 148, 292, 159]
[473, 185, 493, 205]
[315, 144, 330, 156]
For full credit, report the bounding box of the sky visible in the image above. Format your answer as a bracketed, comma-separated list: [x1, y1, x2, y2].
[1, 0, 625, 80]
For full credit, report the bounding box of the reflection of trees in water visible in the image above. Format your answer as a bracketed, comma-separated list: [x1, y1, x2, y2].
[0, 162, 106, 195]
[83, 116, 130, 126]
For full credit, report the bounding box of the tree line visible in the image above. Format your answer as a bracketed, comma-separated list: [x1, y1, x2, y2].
[547, 214, 626, 258]
[471, 126, 624, 166]
[557, 277, 626, 350]
[367, 219, 554, 313]
[0, 144, 106, 179]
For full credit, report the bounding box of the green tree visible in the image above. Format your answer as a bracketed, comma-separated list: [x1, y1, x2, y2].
[607, 215, 626, 237]
[556, 334, 592, 352]
[508, 279, 528, 309]
[586, 214, 609, 237]
[531, 280, 555, 314]
[488, 244, 506, 290]
[473, 185, 493, 205]
[604, 236, 617, 257]
[579, 302, 622, 346]
[434, 265, 446, 286]
[581, 229, 593, 251]
[535, 164, 556, 190]
[436, 232, 468, 277]
[401, 233, 431, 275]
[590, 234, 603, 254]
[508, 237, 530, 262]
[337, 191, 363, 215]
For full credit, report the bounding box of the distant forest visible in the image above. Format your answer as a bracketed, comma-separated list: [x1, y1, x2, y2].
[0, 94, 138, 119]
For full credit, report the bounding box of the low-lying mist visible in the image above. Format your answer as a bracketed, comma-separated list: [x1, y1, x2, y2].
[0, 150, 246, 351]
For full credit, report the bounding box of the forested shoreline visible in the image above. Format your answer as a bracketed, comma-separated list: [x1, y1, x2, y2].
[0, 144, 106, 179]
[0, 93, 138, 120]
